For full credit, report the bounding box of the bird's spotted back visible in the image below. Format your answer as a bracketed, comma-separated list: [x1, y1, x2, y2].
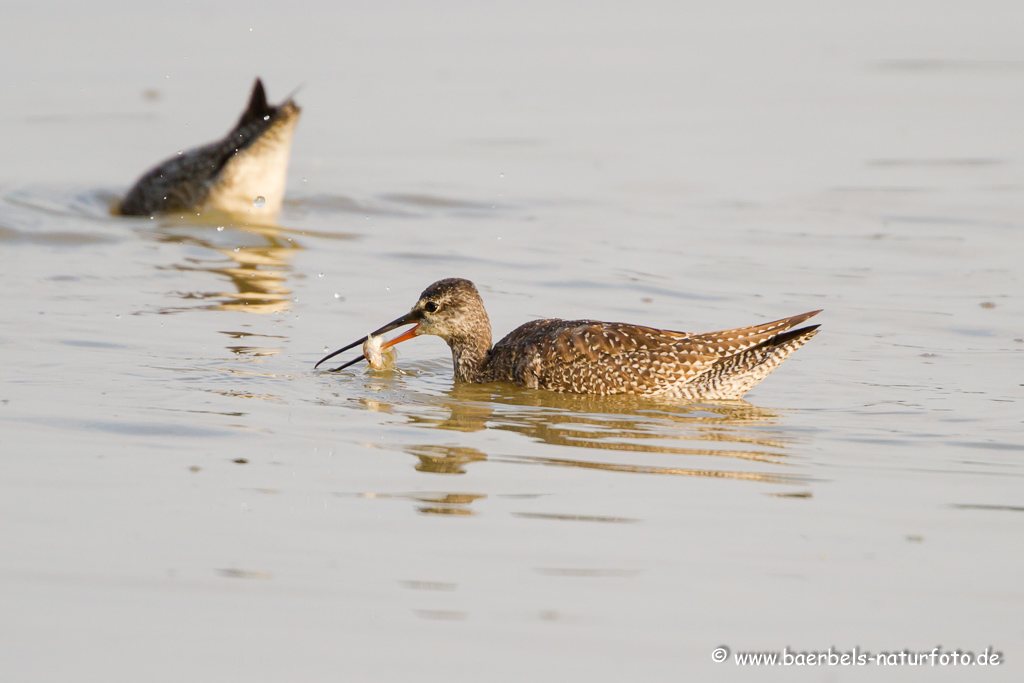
[483, 313, 820, 398]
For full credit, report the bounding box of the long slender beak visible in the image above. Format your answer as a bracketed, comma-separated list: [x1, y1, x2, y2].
[314, 310, 421, 372]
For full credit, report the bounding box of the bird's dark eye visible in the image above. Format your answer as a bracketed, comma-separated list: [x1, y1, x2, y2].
[424, 301, 439, 313]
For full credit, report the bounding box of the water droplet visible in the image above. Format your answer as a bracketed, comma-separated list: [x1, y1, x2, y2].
[318, 273, 324, 278]
[323, 346, 329, 352]
[499, 172, 505, 178]
[385, 287, 390, 291]
[302, 177, 307, 182]
[217, 226, 224, 232]
[253, 196, 266, 208]
[334, 292, 342, 299]
[234, 247, 240, 252]
[115, 314, 121, 319]
[177, 150, 183, 155]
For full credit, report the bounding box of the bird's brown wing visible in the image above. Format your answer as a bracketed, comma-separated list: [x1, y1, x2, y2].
[682, 310, 822, 356]
[486, 319, 708, 394]
[488, 312, 821, 395]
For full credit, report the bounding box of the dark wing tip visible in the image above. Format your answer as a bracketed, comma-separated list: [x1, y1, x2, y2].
[770, 324, 820, 347]
[251, 77, 267, 106]
[236, 77, 273, 128]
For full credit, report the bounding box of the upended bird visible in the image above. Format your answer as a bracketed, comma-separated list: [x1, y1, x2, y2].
[117, 77, 300, 220]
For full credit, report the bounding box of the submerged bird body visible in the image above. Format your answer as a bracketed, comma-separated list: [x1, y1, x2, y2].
[117, 78, 300, 219]
[317, 278, 820, 399]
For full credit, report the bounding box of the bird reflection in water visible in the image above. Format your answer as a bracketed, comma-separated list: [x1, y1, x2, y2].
[407, 445, 488, 474]
[352, 380, 809, 485]
[148, 218, 301, 314]
[339, 490, 487, 515]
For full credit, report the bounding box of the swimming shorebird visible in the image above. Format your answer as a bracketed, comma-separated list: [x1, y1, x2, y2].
[316, 278, 821, 400]
[117, 77, 300, 219]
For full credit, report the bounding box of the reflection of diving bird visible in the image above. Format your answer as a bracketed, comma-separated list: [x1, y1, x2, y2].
[117, 78, 300, 218]
[316, 278, 821, 400]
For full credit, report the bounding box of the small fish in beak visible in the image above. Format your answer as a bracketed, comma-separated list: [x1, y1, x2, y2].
[362, 334, 397, 370]
[315, 310, 422, 372]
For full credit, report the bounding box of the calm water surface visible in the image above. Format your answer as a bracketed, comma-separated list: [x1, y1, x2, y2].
[1, 2, 1022, 681]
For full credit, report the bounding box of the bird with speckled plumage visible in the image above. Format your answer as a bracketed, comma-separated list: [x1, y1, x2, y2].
[316, 278, 821, 400]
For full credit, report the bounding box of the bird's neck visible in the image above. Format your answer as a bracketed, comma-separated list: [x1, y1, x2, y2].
[450, 331, 493, 383]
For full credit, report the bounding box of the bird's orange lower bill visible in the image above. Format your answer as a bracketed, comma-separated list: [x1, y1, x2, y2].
[382, 324, 419, 348]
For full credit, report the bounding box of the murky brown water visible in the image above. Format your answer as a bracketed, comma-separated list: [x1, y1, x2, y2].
[2, 2, 1022, 681]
